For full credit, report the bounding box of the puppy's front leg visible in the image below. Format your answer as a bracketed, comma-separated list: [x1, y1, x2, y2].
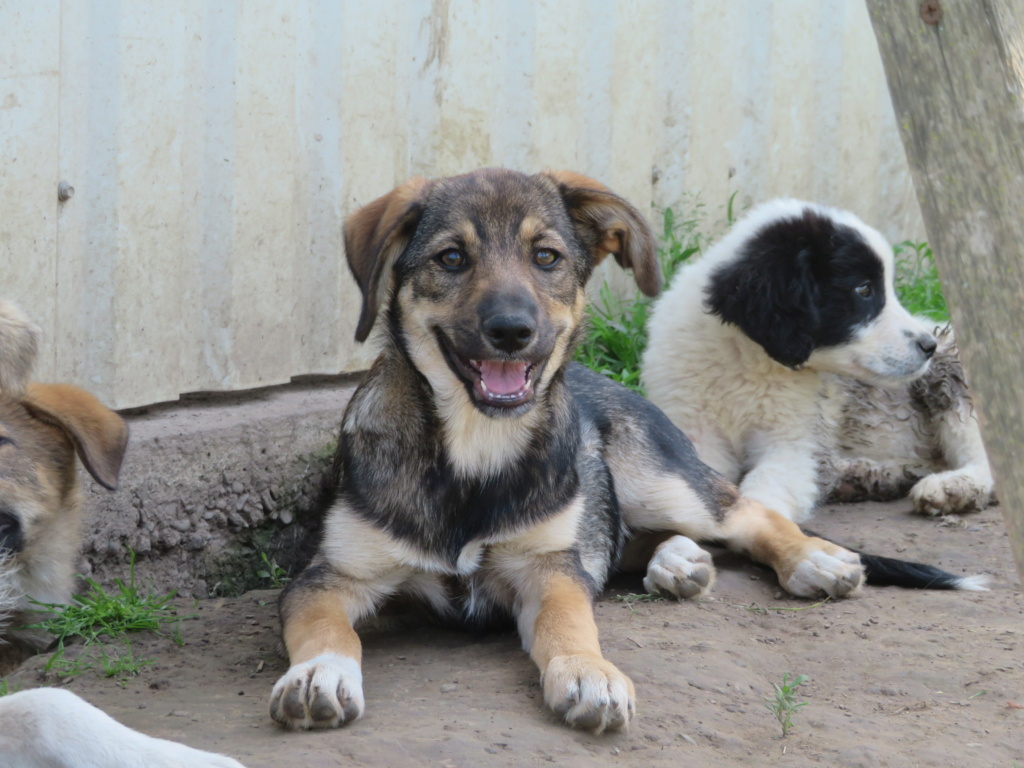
[719, 498, 865, 598]
[519, 568, 635, 733]
[269, 566, 369, 730]
[738, 441, 822, 522]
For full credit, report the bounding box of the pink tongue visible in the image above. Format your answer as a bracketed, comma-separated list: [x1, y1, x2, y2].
[478, 361, 528, 395]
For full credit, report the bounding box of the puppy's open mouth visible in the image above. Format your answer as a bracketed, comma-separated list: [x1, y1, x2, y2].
[434, 331, 540, 410]
[469, 359, 536, 406]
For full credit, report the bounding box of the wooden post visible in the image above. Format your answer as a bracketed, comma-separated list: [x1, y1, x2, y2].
[866, 0, 1024, 583]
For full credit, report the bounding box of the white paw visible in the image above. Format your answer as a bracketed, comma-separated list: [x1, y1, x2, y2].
[779, 542, 864, 599]
[642, 536, 716, 599]
[910, 473, 991, 516]
[269, 653, 364, 730]
[542, 654, 635, 733]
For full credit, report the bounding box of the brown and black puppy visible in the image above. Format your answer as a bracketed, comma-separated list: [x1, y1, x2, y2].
[0, 302, 129, 649]
[269, 169, 876, 734]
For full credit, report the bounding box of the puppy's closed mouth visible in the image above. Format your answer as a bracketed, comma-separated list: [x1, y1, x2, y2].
[434, 330, 539, 410]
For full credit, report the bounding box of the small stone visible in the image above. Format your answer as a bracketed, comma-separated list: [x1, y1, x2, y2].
[261, 489, 275, 512]
[440, 683, 458, 693]
[232, 482, 245, 494]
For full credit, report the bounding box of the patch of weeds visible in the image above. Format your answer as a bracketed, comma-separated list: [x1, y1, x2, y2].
[658, 197, 711, 284]
[0, 679, 19, 696]
[208, 440, 336, 597]
[257, 551, 291, 589]
[576, 202, 709, 392]
[894, 240, 949, 322]
[575, 282, 652, 393]
[22, 552, 183, 680]
[765, 672, 809, 737]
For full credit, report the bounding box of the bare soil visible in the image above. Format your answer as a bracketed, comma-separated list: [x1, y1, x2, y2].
[5, 501, 1022, 768]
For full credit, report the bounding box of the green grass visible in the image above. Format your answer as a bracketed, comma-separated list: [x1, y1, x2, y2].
[575, 204, 708, 393]
[257, 551, 291, 589]
[22, 552, 184, 680]
[893, 240, 949, 322]
[576, 202, 950, 389]
[765, 671, 809, 737]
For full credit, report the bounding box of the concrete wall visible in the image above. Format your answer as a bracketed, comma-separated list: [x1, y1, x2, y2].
[1, 0, 924, 409]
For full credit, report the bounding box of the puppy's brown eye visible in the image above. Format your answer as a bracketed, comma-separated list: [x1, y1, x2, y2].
[437, 250, 465, 270]
[855, 282, 873, 298]
[534, 249, 560, 268]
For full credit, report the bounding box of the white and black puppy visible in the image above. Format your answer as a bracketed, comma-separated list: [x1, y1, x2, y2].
[643, 198, 993, 523]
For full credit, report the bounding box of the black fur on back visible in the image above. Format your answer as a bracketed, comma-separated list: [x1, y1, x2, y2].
[704, 207, 886, 368]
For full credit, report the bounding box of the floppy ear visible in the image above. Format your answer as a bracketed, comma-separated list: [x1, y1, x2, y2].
[542, 170, 660, 297]
[0, 301, 40, 396]
[345, 177, 432, 342]
[23, 383, 129, 491]
[704, 244, 821, 369]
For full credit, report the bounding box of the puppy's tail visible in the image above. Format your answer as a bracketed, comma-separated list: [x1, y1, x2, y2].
[858, 553, 989, 591]
[804, 529, 988, 591]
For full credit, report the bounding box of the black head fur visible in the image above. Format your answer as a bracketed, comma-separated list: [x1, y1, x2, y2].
[704, 207, 886, 368]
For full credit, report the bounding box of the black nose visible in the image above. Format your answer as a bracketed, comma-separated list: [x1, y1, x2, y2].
[917, 333, 937, 359]
[483, 314, 535, 353]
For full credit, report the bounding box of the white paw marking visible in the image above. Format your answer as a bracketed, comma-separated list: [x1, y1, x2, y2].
[782, 546, 864, 599]
[269, 653, 364, 730]
[542, 654, 635, 733]
[910, 473, 990, 516]
[642, 536, 716, 600]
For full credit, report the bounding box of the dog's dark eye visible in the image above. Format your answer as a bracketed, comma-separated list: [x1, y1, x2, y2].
[855, 282, 873, 298]
[533, 249, 560, 268]
[0, 436, 11, 448]
[437, 250, 466, 270]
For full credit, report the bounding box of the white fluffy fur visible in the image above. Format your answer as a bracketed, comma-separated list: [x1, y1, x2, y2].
[0, 687, 245, 768]
[643, 198, 989, 522]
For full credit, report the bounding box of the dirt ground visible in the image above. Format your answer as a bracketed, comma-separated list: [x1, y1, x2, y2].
[4, 500, 1022, 768]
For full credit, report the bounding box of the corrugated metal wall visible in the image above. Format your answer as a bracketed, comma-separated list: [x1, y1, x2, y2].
[1, 0, 924, 409]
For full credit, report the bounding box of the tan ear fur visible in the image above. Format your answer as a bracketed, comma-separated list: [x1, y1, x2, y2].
[344, 177, 432, 342]
[0, 301, 41, 396]
[542, 170, 660, 297]
[23, 383, 129, 491]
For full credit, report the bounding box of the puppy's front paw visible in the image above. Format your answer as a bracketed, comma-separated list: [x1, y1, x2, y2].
[910, 473, 990, 516]
[642, 535, 716, 599]
[269, 653, 364, 729]
[779, 540, 864, 599]
[542, 654, 635, 733]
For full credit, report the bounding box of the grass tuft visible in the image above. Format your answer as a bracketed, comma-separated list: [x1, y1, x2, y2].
[893, 240, 949, 322]
[575, 204, 708, 393]
[22, 551, 184, 680]
[765, 671, 809, 737]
